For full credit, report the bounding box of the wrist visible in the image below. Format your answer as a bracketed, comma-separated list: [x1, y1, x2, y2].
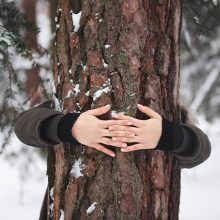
[57, 113, 81, 144]
[156, 117, 184, 152]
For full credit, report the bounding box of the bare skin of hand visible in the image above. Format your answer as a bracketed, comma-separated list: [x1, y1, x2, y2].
[71, 105, 135, 157]
[110, 104, 162, 152]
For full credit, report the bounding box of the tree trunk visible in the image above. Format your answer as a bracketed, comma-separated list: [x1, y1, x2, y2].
[48, 0, 182, 219]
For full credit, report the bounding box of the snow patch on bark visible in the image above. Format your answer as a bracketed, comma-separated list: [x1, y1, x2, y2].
[64, 84, 80, 99]
[59, 209, 64, 220]
[85, 91, 90, 96]
[50, 187, 54, 200]
[93, 87, 111, 101]
[111, 111, 125, 117]
[49, 187, 55, 215]
[57, 75, 60, 84]
[53, 94, 62, 112]
[49, 203, 54, 214]
[76, 102, 81, 112]
[73, 84, 80, 95]
[86, 202, 97, 215]
[111, 110, 118, 117]
[81, 62, 87, 71]
[64, 90, 73, 99]
[102, 59, 108, 68]
[52, 81, 56, 93]
[70, 158, 86, 178]
[71, 11, 82, 32]
[52, 81, 63, 112]
[104, 44, 111, 48]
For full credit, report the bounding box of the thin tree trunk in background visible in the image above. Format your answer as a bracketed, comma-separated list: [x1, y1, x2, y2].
[48, 0, 182, 219]
[22, 0, 42, 107]
[48, 0, 57, 61]
[49, 0, 57, 33]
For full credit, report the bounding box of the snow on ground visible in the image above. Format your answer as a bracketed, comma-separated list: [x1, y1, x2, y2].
[180, 115, 220, 220]
[0, 135, 47, 220]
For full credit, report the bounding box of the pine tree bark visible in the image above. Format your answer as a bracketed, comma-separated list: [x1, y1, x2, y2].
[48, 0, 182, 219]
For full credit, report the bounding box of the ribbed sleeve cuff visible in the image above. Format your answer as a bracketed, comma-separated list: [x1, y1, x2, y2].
[57, 113, 81, 145]
[156, 117, 184, 152]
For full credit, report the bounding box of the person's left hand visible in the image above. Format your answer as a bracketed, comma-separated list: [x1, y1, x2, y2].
[110, 104, 162, 152]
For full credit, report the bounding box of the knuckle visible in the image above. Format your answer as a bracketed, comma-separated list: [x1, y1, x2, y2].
[98, 121, 104, 127]
[113, 125, 118, 131]
[105, 139, 111, 145]
[111, 131, 116, 136]
[122, 138, 127, 142]
[111, 125, 116, 130]
[126, 132, 131, 137]
[112, 137, 118, 141]
[118, 137, 122, 142]
[118, 125, 123, 130]
[121, 126, 126, 131]
[117, 131, 122, 136]
[119, 142, 124, 147]
[140, 144, 144, 148]
[140, 121, 145, 127]
[101, 130, 107, 136]
[109, 120, 114, 124]
[113, 131, 118, 136]
[117, 120, 123, 125]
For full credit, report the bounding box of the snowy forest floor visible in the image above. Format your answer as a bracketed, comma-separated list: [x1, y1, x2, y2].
[0, 115, 219, 220]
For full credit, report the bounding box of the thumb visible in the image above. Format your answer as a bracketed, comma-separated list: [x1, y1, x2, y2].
[87, 104, 111, 116]
[137, 104, 161, 119]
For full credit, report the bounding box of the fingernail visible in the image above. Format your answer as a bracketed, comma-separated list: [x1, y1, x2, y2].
[106, 104, 111, 108]
[121, 148, 125, 152]
[112, 137, 117, 141]
[109, 126, 114, 130]
[130, 133, 135, 137]
[137, 104, 142, 107]
[127, 121, 132, 125]
[113, 114, 119, 118]
[122, 143, 127, 147]
[111, 154, 115, 157]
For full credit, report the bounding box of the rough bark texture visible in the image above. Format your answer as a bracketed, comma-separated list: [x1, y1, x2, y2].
[48, 0, 182, 219]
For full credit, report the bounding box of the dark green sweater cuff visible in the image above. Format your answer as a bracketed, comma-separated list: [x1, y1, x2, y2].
[156, 118, 184, 152]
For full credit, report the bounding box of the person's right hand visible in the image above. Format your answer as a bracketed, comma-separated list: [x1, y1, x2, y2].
[71, 105, 135, 157]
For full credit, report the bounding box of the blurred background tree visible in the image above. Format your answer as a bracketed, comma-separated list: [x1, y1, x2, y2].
[0, 0, 52, 185]
[181, 0, 220, 121]
[0, 0, 52, 152]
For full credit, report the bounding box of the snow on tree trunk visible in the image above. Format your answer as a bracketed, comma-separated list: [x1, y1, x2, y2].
[48, 0, 182, 219]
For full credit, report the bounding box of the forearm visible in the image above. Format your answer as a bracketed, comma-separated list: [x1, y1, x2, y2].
[41, 113, 80, 145]
[156, 118, 211, 168]
[14, 105, 62, 147]
[174, 124, 211, 168]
